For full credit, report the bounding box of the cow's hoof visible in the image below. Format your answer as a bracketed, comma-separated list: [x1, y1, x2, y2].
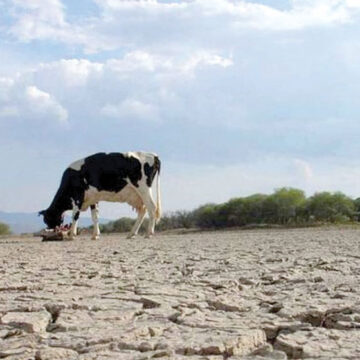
[91, 235, 100, 240]
[126, 234, 135, 239]
[145, 234, 153, 239]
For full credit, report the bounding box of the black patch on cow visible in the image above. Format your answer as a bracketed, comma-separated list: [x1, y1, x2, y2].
[73, 211, 80, 221]
[90, 204, 96, 210]
[144, 156, 161, 187]
[39, 152, 144, 229]
[39, 168, 83, 228]
[82, 152, 142, 190]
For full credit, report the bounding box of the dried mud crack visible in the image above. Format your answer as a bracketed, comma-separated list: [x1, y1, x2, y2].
[0, 228, 360, 359]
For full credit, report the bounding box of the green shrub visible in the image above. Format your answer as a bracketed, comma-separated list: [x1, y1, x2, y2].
[0, 222, 11, 235]
[306, 192, 355, 223]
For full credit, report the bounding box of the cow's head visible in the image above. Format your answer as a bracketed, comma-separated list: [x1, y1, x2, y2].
[38, 209, 64, 229]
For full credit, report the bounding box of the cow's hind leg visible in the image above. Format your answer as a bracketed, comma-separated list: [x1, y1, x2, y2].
[91, 203, 100, 240]
[127, 206, 146, 239]
[146, 200, 157, 238]
[137, 188, 157, 238]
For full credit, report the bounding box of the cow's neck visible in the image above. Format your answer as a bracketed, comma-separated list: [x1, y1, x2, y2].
[48, 188, 72, 215]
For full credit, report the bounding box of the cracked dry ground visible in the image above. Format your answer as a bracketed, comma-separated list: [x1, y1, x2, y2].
[1, 228, 360, 359]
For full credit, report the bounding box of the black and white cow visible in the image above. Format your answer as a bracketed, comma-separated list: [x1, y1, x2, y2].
[39, 152, 161, 239]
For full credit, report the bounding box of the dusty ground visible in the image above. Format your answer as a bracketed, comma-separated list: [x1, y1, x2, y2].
[0, 228, 360, 359]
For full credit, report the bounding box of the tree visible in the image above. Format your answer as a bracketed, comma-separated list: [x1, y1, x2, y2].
[0, 222, 11, 235]
[100, 217, 135, 233]
[306, 192, 355, 223]
[192, 204, 219, 229]
[241, 194, 268, 224]
[353, 197, 360, 221]
[216, 198, 246, 227]
[263, 188, 306, 224]
[157, 211, 194, 231]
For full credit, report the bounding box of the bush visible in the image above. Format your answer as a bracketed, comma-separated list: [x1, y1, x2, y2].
[241, 194, 269, 224]
[306, 192, 355, 223]
[192, 204, 220, 229]
[0, 222, 11, 235]
[100, 217, 135, 233]
[157, 211, 194, 231]
[263, 188, 306, 224]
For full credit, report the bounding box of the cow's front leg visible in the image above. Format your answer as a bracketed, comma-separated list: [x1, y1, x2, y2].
[91, 204, 100, 240]
[69, 208, 80, 240]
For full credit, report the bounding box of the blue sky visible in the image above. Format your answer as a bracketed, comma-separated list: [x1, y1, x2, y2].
[1, 0, 360, 218]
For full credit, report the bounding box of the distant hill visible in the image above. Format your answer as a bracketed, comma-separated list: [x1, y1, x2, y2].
[0, 211, 111, 234]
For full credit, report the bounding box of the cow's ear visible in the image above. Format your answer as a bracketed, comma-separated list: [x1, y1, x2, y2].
[38, 210, 45, 217]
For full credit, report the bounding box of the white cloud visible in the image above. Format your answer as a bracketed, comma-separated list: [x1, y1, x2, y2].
[346, 0, 360, 8]
[94, 0, 359, 31]
[182, 52, 234, 73]
[0, 77, 15, 102]
[38, 59, 104, 87]
[94, 0, 353, 29]
[94, 0, 187, 12]
[25, 86, 68, 125]
[9, 0, 67, 41]
[0, 76, 68, 126]
[106, 50, 233, 74]
[106, 51, 174, 73]
[238, 0, 351, 31]
[0, 50, 233, 127]
[3, 0, 360, 53]
[88, 0, 358, 54]
[6, 0, 108, 53]
[294, 159, 313, 182]
[101, 98, 160, 122]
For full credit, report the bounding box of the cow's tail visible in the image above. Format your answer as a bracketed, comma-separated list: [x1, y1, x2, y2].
[155, 157, 161, 222]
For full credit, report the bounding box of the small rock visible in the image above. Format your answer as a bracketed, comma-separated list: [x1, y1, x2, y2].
[35, 347, 79, 360]
[238, 277, 256, 285]
[151, 349, 173, 357]
[1, 311, 51, 333]
[140, 298, 161, 309]
[269, 303, 283, 314]
[207, 299, 244, 312]
[149, 326, 163, 337]
[138, 341, 153, 352]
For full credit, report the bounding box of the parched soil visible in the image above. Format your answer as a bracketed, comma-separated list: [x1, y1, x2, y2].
[0, 228, 360, 359]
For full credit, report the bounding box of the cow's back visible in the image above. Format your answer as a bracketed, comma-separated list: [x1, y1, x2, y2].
[80, 152, 143, 192]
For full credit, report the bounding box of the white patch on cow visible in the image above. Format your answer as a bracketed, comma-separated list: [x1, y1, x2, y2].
[69, 158, 85, 171]
[91, 204, 100, 240]
[70, 199, 80, 239]
[71, 198, 78, 208]
[82, 184, 144, 213]
[124, 151, 141, 161]
[140, 152, 157, 166]
[124, 152, 156, 185]
[124, 151, 157, 167]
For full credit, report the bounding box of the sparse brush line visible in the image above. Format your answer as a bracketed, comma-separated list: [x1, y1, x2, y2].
[96, 187, 360, 234]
